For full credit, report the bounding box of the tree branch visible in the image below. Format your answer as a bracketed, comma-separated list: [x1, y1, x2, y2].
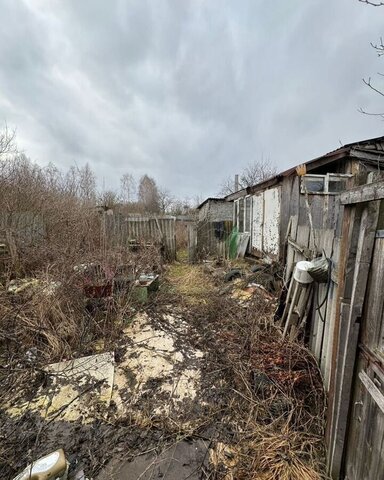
[359, 0, 384, 6]
[358, 107, 384, 119]
[363, 76, 384, 96]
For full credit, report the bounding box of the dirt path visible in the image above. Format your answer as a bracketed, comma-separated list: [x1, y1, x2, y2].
[1, 260, 327, 479]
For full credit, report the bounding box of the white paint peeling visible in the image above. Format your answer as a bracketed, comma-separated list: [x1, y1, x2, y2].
[251, 187, 281, 257]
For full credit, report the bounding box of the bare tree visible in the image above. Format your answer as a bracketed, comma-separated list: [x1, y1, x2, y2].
[0, 125, 17, 158]
[120, 173, 136, 203]
[138, 174, 160, 213]
[78, 163, 96, 203]
[358, 1, 384, 117]
[218, 158, 277, 196]
[98, 190, 119, 209]
[158, 187, 174, 213]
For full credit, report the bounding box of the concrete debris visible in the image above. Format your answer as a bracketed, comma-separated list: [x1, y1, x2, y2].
[7, 352, 115, 423]
[112, 312, 203, 420]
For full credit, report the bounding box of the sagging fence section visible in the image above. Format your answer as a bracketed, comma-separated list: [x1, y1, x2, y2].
[105, 214, 177, 260]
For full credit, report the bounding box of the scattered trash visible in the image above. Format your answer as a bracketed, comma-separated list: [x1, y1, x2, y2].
[13, 449, 68, 480]
[7, 278, 61, 296]
[8, 278, 39, 294]
[224, 268, 242, 282]
[132, 273, 159, 303]
[25, 347, 38, 364]
[307, 255, 330, 283]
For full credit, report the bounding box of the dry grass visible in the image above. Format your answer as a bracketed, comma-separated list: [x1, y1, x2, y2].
[163, 262, 328, 480]
[165, 262, 215, 304]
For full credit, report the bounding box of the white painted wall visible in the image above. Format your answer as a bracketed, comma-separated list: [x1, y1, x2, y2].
[251, 186, 281, 257]
[252, 194, 263, 252]
[263, 187, 281, 256]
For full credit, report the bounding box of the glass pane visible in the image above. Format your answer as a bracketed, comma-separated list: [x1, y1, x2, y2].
[245, 197, 251, 232]
[328, 179, 346, 193]
[303, 177, 325, 193]
[238, 199, 244, 232]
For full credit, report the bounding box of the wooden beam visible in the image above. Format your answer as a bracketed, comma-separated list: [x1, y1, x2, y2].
[349, 148, 384, 162]
[287, 236, 314, 259]
[359, 371, 384, 415]
[340, 180, 384, 205]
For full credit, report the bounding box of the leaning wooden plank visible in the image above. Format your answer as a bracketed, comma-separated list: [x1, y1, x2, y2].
[326, 205, 354, 447]
[359, 370, 384, 415]
[340, 180, 384, 205]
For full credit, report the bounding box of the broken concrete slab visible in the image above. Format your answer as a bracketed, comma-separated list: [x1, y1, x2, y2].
[112, 312, 204, 421]
[6, 352, 115, 423]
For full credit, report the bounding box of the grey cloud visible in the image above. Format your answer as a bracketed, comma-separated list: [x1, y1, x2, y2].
[0, 0, 383, 198]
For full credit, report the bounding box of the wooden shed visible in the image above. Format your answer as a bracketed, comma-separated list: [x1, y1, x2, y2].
[226, 136, 384, 261]
[238, 136, 384, 479]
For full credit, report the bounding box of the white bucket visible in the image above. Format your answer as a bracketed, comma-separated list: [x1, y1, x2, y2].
[293, 261, 314, 284]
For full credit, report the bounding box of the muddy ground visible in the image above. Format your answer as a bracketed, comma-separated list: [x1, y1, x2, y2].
[0, 260, 327, 480]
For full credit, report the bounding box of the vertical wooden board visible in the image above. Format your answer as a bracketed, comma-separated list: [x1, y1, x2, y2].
[322, 281, 335, 389]
[364, 238, 384, 348]
[327, 206, 354, 451]
[326, 195, 336, 231]
[263, 187, 281, 256]
[252, 194, 263, 252]
[368, 399, 384, 480]
[330, 320, 360, 479]
[343, 357, 368, 480]
[310, 195, 324, 230]
[285, 215, 298, 283]
[313, 283, 327, 363]
[308, 284, 319, 354]
[329, 201, 380, 478]
[298, 193, 308, 227]
[295, 224, 310, 264]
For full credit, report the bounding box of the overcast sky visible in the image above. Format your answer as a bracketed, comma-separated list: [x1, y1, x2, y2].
[0, 0, 384, 199]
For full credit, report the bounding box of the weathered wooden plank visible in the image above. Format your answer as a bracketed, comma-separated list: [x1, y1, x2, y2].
[322, 282, 336, 389]
[326, 205, 354, 449]
[362, 238, 384, 348]
[312, 284, 326, 361]
[287, 236, 313, 258]
[285, 215, 298, 283]
[369, 399, 384, 480]
[359, 371, 384, 415]
[328, 200, 380, 478]
[340, 180, 384, 205]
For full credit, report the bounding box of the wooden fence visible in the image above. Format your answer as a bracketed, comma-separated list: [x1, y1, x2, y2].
[284, 180, 384, 478]
[0, 212, 177, 261]
[0, 212, 45, 245]
[105, 214, 177, 260]
[189, 220, 233, 261]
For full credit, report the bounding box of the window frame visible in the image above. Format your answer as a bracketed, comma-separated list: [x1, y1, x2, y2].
[300, 173, 353, 195]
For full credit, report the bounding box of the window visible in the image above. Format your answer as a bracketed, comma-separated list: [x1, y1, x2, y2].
[245, 196, 252, 233]
[238, 198, 244, 232]
[234, 201, 238, 226]
[301, 173, 352, 195]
